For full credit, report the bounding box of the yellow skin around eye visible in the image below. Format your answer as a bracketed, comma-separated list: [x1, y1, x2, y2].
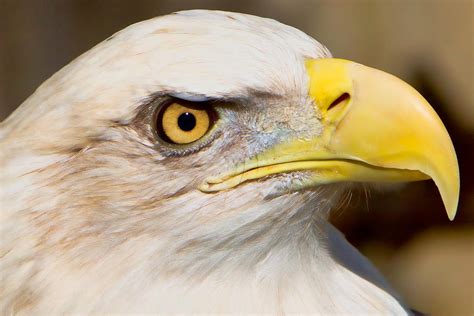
[161, 102, 210, 144]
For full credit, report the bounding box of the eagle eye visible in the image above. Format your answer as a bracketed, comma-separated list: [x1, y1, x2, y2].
[156, 100, 214, 144]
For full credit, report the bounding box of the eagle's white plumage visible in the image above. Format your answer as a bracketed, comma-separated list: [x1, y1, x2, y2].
[1, 10, 431, 314]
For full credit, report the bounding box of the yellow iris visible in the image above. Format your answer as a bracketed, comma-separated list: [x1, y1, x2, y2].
[159, 102, 211, 144]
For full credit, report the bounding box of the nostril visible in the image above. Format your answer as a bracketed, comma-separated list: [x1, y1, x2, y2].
[328, 93, 350, 111]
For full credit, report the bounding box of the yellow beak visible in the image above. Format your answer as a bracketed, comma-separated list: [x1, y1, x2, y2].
[200, 58, 460, 220]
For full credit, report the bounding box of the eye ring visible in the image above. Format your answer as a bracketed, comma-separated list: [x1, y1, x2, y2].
[156, 100, 215, 144]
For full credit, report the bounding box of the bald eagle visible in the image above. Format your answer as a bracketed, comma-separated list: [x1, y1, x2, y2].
[0, 10, 459, 314]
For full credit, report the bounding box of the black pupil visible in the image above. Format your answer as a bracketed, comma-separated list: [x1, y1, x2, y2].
[177, 112, 196, 131]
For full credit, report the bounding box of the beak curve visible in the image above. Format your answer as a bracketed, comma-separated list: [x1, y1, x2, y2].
[200, 58, 460, 220]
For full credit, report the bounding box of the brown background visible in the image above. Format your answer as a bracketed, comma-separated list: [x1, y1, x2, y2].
[1, 1, 473, 314]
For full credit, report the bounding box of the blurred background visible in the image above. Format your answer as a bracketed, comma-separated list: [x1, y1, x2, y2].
[0, 0, 472, 314]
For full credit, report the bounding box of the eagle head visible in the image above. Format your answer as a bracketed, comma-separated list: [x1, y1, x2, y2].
[0, 10, 459, 314]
